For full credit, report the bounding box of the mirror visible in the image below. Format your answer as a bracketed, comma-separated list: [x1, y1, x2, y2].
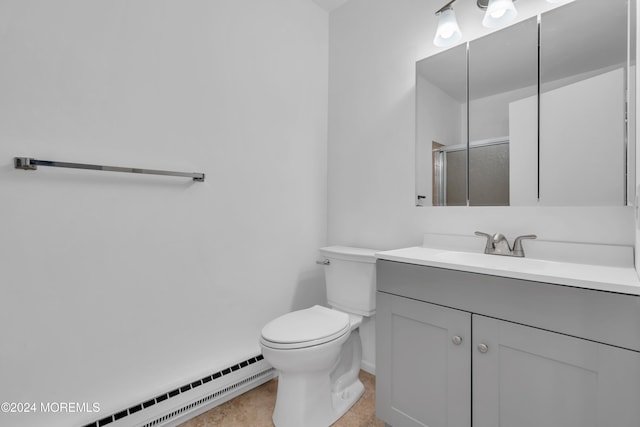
[415, 0, 635, 207]
[539, 0, 635, 205]
[468, 17, 538, 206]
[416, 44, 467, 206]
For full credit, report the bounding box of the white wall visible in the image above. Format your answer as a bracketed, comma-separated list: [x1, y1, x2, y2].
[540, 69, 625, 205]
[329, 0, 635, 366]
[511, 69, 627, 206]
[509, 95, 538, 205]
[0, 1, 328, 426]
[470, 86, 536, 142]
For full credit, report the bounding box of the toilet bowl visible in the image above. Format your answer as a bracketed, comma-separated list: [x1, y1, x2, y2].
[259, 246, 377, 427]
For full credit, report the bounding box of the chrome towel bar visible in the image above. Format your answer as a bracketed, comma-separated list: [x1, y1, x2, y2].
[14, 157, 205, 182]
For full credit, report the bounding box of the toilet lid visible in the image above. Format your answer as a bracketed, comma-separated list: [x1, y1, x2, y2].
[261, 305, 350, 349]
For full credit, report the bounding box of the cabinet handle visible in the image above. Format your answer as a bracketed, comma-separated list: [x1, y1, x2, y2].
[452, 336, 463, 345]
[477, 343, 489, 353]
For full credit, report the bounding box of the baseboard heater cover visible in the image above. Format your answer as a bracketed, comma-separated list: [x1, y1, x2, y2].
[82, 354, 273, 427]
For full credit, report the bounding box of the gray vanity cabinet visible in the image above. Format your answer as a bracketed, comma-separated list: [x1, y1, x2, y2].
[376, 260, 640, 427]
[376, 293, 471, 427]
[473, 315, 640, 427]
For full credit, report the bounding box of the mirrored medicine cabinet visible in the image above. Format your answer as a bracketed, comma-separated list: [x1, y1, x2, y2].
[416, 0, 636, 207]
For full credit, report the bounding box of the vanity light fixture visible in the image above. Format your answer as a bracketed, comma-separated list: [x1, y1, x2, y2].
[433, 0, 518, 47]
[433, 0, 462, 47]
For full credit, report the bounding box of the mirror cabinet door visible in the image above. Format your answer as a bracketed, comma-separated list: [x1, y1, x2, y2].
[539, 0, 633, 206]
[416, 44, 468, 206]
[468, 17, 539, 206]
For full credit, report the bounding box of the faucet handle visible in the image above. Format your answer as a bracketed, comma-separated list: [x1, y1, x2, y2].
[513, 234, 537, 256]
[475, 231, 493, 253]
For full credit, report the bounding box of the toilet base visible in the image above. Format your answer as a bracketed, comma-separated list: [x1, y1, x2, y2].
[331, 377, 365, 421]
[269, 330, 365, 427]
[272, 372, 364, 427]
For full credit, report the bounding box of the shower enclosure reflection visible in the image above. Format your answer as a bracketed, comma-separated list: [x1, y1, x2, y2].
[431, 140, 510, 206]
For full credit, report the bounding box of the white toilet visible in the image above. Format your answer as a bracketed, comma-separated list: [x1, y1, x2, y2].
[259, 246, 377, 427]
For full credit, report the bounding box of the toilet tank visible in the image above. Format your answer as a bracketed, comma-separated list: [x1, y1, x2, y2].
[319, 246, 377, 317]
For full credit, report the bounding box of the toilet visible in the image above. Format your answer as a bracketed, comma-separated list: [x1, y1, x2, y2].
[259, 246, 377, 427]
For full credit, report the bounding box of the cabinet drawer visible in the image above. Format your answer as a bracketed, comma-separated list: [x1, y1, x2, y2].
[377, 260, 640, 351]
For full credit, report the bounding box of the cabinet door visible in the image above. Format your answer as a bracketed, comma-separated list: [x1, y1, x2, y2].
[377, 292, 471, 427]
[473, 315, 640, 427]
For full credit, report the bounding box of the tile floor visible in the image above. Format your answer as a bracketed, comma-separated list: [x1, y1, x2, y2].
[178, 370, 384, 427]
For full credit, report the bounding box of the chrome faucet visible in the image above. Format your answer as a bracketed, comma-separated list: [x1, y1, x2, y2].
[475, 231, 537, 257]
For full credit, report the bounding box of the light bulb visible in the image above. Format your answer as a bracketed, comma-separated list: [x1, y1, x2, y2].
[482, 0, 517, 28]
[491, 9, 506, 19]
[440, 27, 454, 39]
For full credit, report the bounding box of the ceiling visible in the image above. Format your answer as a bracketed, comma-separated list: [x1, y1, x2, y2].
[312, 0, 350, 12]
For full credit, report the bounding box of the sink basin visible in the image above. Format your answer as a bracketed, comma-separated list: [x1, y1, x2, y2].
[375, 245, 640, 295]
[432, 250, 554, 272]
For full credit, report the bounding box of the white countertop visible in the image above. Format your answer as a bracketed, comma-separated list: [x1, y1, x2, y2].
[376, 244, 640, 296]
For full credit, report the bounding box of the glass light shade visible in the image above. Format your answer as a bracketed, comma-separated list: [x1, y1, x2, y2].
[433, 8, 462, 47]
[482, 0, 517, 28]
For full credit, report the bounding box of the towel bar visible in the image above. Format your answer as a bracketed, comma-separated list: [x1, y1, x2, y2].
[14, 157, 205, 182]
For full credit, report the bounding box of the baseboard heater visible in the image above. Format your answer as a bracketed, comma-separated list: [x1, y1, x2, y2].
[82, 354, 275, 427]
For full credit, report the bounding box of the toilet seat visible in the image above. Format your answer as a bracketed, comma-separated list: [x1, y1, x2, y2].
[261, 305, 350, 350]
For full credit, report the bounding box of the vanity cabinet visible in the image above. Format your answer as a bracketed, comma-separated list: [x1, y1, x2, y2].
[376, 260, 640, 427]
[473, 315, 640, 427]
[377, 294, 471, 427]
